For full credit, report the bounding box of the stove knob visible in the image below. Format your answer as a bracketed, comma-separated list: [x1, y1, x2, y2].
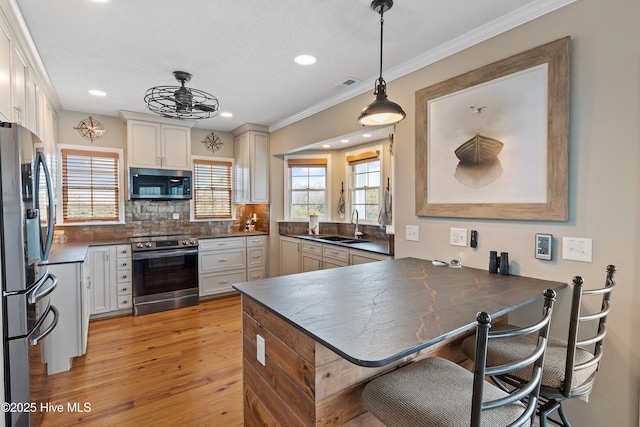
[182, 240, 189, 245]
[136, 242, 144, 248]
[190, 240, 197, 246]
[145, 242, 152, 248]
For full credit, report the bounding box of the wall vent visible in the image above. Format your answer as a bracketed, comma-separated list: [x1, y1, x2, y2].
[334, 77, 359, 90]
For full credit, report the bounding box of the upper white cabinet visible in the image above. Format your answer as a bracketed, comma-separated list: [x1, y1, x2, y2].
[11, 46, 26, 125]
[0, 20, 11, 122]
[233, 123, 269, 203]
[126, 119, 192, 170]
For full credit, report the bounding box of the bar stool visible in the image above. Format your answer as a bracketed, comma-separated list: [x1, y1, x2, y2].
[362, 289, 556, 427]
[461, 265, 617, 426]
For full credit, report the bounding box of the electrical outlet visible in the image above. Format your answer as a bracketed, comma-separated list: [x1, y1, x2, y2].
[256, 334, 266, 366]
[562, 237, 592, 262]
[450, 228, 467, 247]
[406, 225, 419, 242]
[172, 212, 179, 220]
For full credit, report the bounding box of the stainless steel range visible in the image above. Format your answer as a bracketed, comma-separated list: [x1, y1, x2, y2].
[131, 235, 199, 316]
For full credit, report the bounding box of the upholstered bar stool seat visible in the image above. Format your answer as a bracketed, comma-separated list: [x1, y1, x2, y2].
[363, 357, 526, 427]
[461, 325, 598, 390]
[363, 289, 557, 427]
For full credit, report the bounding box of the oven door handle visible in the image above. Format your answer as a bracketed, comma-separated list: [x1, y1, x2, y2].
[132, 248, 199, 260]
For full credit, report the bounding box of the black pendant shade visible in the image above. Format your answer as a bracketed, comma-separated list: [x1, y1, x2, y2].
[358, 0, 406, 126]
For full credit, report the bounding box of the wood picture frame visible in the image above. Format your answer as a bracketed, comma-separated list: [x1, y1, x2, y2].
[535, 233, 553, 260]
[415, 37, 570, 221]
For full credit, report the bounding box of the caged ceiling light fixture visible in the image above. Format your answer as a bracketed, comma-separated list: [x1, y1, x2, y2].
[144, 71, 219, 120]
[358, 0, 406, 126]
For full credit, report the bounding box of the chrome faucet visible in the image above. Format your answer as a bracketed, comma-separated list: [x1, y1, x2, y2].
[351, 209, 364, 239]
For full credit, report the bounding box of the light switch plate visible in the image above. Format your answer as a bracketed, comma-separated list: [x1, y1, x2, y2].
[406, 225, 419, 242]
[450, 228, 467, 247]
[562, 237, 593, 262]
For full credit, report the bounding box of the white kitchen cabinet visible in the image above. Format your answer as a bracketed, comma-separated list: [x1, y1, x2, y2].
[199, 237, 247, 296]
[86, 246, 111, 315]
[126, 120, 191, 170]
[322, 245, 349, 269]
[300, 241, 323, 273]
[246, 235, 267, 280]
[279, 236, 301, 276]
[233, 124, 269, 203]
[349, 249, 392, 265]
[11, 47, 26, 125]
[86, 244, 132, 316]
[0, 19, 12, 122]
[42, 261, 87, 374]
[24, 68, 37, 132]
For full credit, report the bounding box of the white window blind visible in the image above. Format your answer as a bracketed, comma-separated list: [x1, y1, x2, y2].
[61, 149, 120, 222]
[193, 159, 233, 219]
[349, 153, 381, 221]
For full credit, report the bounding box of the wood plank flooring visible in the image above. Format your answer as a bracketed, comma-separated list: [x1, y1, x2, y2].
[38, 296, 243, 427]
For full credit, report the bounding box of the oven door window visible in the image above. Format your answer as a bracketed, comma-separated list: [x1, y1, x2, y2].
[133, 252, 198, 296]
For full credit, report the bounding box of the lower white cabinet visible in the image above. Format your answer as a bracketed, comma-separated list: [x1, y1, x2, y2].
[86, 244, 132, 316]
[281, 236, 392, 274]
[42, 261, 88, 374]
[199, 235, 268, 297]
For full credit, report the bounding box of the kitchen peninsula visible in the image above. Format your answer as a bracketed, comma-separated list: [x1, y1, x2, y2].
[233, 257, 566, 426]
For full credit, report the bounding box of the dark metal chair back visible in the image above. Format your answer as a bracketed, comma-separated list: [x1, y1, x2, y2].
[563, 265, 616, 398]
[471, 289, 556, 427]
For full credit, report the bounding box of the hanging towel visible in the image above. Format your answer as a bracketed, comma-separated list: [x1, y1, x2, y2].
[337, 190, 346, 218]
[378, 187, 392, 227]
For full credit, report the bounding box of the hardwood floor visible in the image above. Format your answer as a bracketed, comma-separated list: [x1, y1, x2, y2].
[39, 296, 243, 427]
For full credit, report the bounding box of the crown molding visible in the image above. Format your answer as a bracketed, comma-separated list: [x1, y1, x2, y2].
[269, 0, 576, 132]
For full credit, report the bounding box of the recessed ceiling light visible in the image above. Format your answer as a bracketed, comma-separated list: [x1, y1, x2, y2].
[89, 89, 106, 96]
[322, 144, 331, 148]
[220, 112, 233, 118]
[89, 0, 111, 3]
[362, 133, 372, 138]
[294, 55, 317, 66]
[340, 139, 349, 143]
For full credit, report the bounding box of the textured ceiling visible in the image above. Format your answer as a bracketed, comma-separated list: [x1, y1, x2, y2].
[15, 0, 571, 132]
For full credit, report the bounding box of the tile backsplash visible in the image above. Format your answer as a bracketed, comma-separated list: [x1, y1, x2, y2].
[59, 200, 269, 242]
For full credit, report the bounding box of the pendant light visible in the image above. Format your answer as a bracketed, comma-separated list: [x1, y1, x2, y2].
[358, 0, 406, 126]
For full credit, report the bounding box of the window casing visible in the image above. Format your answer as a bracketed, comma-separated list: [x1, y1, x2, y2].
[61, 148, 122, 223]
[192, 158, 233, 220]
[285, 156, 330, 221]
[347, 150, 381, 223]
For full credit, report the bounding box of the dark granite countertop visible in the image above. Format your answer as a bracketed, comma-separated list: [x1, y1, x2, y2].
[46, 230, 269, 265]
[283, 234, 392, 256]
[233, 257, 566, 367]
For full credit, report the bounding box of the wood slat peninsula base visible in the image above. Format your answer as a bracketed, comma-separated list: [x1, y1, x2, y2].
[241, 295, 496, 426]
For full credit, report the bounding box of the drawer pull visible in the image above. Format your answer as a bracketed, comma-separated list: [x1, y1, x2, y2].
[218, 259, 229, 262]
[121, 262, 128, 267]
[121, 274, 128, 279]
[121, 287, 128, 292]
[122, 300, 128, 304]
[219, 280, 229, 284]
[252, 255, 261, 259]
[121, 249, 128, 254]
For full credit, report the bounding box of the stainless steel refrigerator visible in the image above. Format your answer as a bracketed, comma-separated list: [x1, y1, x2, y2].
[1, 123, 58, 427]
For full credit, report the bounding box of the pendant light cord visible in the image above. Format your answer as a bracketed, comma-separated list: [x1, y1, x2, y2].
[378, 9, 385, 88]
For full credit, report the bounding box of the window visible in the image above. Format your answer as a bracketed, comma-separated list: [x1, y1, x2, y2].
[348, 150, 381, 222]
[286, 157, 329, 220]
[193, 158, 233, 219]
[61, 148, 121, 223]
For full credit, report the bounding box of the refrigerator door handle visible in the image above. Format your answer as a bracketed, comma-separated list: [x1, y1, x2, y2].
[29, 305, 59, 346]
[27, 272, 57, 304]
[34, 151, 55, 261]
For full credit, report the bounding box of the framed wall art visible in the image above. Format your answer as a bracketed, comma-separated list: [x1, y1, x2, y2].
[415, 37, 570, 221]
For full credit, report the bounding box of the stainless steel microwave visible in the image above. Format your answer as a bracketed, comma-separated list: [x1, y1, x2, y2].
[129, 168, 192, 200]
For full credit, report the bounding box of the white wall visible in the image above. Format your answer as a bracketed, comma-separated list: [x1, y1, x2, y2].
[269, 0, 640, 425]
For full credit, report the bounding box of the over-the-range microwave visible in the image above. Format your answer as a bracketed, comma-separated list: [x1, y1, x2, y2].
[129, 167, 192, 200]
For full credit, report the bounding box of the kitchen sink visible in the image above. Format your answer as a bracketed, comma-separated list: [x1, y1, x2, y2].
[313, 235, 366, 244]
